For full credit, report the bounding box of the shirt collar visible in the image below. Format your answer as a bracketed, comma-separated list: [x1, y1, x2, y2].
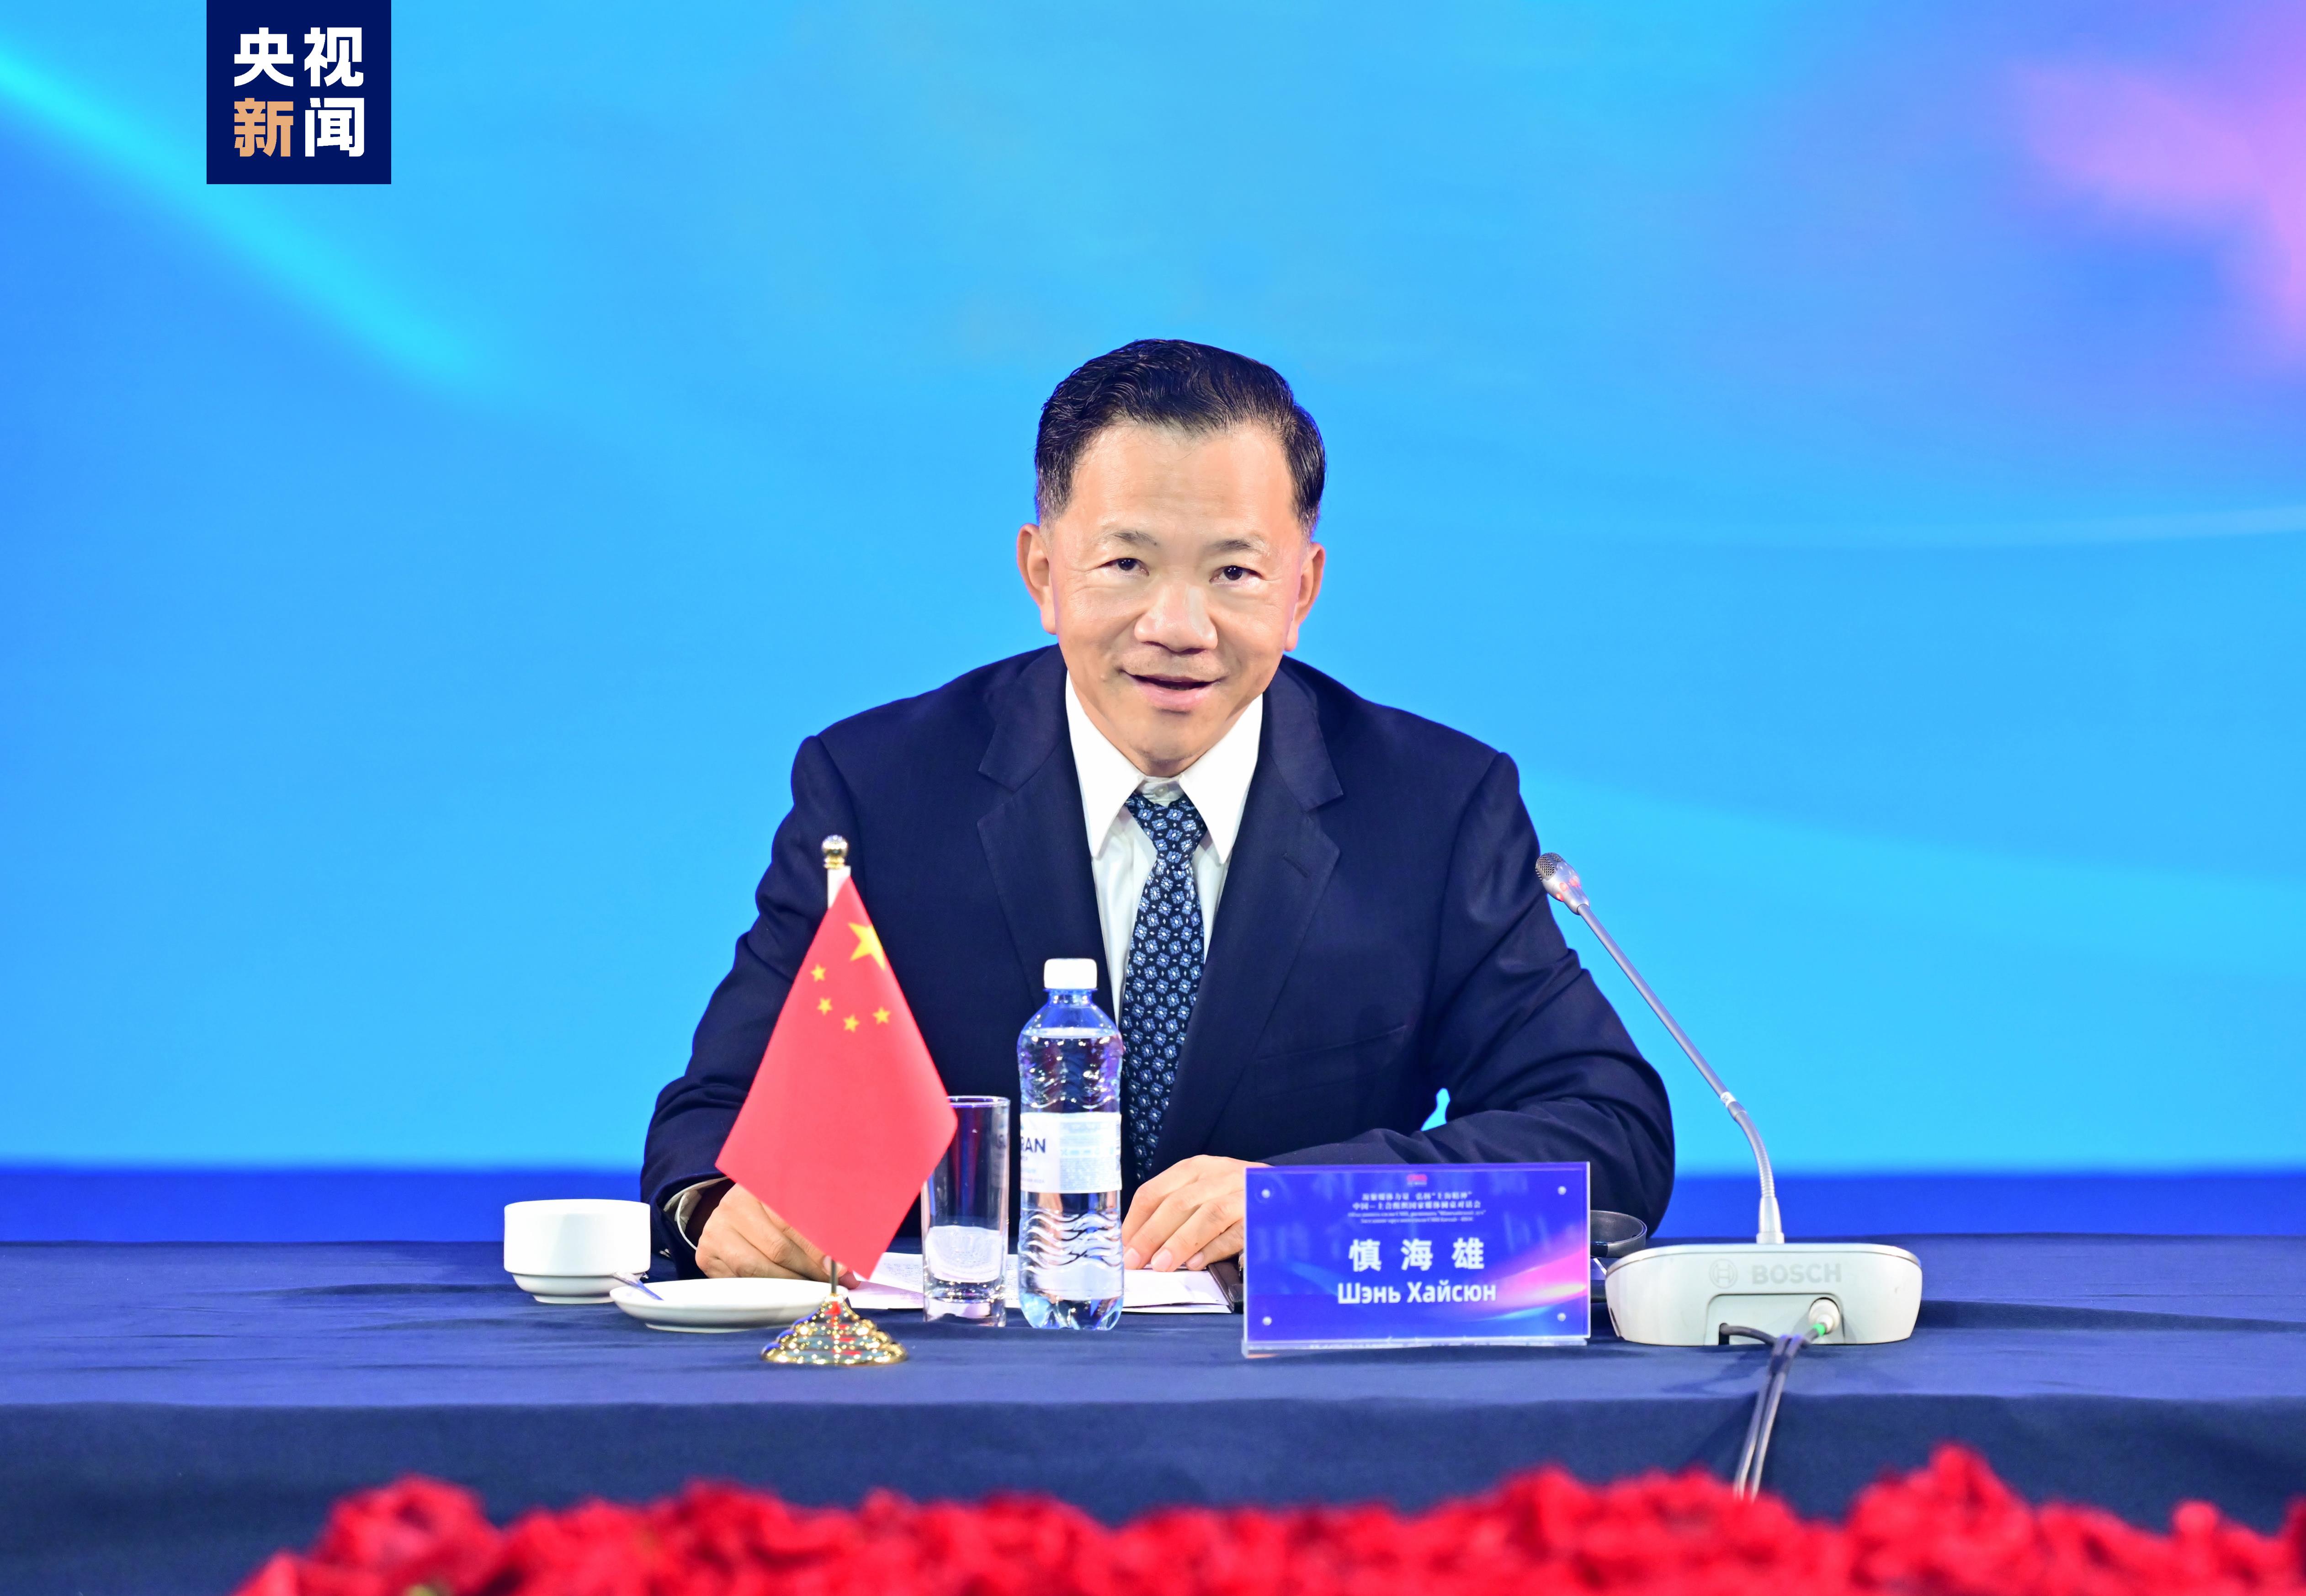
[1065, 676, 1263, 865]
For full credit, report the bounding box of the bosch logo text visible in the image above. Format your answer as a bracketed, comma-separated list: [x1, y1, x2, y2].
[1748, 1261, 1842, 1287]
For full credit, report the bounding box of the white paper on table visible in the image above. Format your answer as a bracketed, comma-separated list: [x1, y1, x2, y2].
[852, 1253, 1230, 1314]
[1121, 1268, 1232, 1311]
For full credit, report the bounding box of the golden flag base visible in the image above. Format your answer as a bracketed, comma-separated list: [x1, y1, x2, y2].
[761, 1260, 907, 1367]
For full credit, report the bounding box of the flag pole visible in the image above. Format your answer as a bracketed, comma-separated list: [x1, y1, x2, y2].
[761, 835, 908, 1367]
[822, 833, 850, 907]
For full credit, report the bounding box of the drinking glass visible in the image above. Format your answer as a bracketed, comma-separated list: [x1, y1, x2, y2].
[920, 1096, 1010, 1325]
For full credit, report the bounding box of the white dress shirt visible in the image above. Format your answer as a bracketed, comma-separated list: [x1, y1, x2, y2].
[1064, 676, 1263, 1004]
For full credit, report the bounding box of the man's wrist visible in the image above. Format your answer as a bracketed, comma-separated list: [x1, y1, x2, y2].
[669, 1178, 733, 1245]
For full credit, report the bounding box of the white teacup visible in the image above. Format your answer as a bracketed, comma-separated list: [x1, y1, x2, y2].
[504, 1198, 652, 1303]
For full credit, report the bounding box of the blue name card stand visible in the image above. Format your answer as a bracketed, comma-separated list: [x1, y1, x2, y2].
[1244, 1164, 1590, 1353]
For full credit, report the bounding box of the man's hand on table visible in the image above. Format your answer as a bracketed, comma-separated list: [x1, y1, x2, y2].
[1121, 1155, 1267, 1271]
[694, 1181, 860, 1286]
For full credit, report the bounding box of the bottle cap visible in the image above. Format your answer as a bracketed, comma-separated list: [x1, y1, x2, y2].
[1043, 958, 1098, 991]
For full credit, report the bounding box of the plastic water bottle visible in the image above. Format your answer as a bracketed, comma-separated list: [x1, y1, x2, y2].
[1016, 957, 1123, 1329]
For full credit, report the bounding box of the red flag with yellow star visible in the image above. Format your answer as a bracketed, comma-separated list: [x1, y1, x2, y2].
[714, 878, 956, 1274]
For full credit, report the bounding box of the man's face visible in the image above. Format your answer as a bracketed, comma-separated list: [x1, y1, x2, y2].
[1018, 423, 1325, 777]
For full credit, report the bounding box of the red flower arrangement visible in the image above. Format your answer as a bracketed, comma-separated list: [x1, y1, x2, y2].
[236, 1445, 2306, 1596]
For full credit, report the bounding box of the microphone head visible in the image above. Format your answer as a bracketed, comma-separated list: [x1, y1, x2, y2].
[1536, 853, 1589, 913]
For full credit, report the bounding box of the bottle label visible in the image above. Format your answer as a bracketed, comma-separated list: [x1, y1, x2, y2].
[1019, 1111, 1121, 1194]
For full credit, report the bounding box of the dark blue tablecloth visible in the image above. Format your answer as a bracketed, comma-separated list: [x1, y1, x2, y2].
[6, 1235, 2304, 1595]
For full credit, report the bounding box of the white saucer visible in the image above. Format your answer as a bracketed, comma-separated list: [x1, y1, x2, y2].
[610, 1277, 832, 1332]
[513, 1272, 622, 1303]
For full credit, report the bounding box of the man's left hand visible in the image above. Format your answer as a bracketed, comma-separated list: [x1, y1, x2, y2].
[1121, 1155, 1268, 1271]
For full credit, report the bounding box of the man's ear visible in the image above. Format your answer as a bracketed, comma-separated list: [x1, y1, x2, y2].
[1282, 535, 1326, 652]
[1017, 524, 1060, 636]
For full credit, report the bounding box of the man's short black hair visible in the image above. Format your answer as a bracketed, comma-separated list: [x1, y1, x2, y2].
[1035, 339, 1325, 529]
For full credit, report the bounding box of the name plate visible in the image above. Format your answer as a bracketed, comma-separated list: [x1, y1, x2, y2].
[1243, 1163, 1590, 1352]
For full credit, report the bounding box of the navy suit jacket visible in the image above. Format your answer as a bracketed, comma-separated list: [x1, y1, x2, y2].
[643, 648, 1674, 1269]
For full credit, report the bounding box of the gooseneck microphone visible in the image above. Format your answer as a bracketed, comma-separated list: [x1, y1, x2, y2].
[1537, 854, 1783, 1245]
[1532, 851, 1922, 1347]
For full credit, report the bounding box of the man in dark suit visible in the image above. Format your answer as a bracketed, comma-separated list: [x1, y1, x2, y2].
[644, 339, 1673, 1280]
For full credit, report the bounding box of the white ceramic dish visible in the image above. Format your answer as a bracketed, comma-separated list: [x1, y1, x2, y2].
[610, 1277, 832, 1332]
[513, 1272, 624, 1304]
[504, 1198, 651, 1303]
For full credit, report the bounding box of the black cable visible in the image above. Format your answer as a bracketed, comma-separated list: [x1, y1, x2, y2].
[1717, 1325, 1776, 1490]
[1718, 1312, 1835, 1498]
[1744, 1335, 1806, 1494]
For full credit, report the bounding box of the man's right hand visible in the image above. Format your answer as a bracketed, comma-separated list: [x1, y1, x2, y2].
[694, 1181, 853, 1283]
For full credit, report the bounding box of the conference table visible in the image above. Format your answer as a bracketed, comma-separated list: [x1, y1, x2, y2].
[8, 1234, 2304, 1595]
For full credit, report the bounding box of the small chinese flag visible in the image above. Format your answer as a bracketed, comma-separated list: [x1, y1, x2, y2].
[715, 878, 957, 1275]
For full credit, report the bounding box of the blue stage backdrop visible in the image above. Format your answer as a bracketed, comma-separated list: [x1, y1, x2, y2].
[1, 3, 2300, 1238]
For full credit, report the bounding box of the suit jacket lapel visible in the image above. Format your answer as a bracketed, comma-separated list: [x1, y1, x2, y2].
[1153, 663, 1341, 1170]
[977, 650, 1110, 1005]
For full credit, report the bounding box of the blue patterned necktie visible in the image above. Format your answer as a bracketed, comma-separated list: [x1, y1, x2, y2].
[1119, 788, 1207, 1181]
